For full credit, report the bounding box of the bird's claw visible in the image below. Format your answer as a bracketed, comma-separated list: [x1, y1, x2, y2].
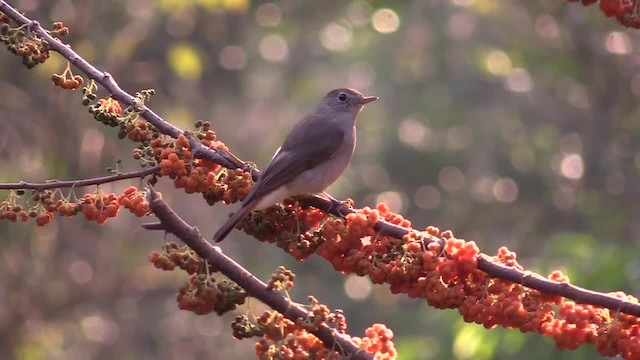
[328, 197, 354, 217]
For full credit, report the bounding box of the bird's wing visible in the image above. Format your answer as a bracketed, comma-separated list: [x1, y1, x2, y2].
[242, 112, 346, 205]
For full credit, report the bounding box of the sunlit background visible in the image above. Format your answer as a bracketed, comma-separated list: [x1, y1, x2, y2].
[1, 0, 640, 359]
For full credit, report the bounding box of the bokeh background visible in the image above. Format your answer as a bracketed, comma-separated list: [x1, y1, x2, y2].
[1, 0, 640, 359]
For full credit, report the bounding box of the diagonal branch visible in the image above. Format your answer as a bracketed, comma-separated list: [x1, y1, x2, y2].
[145, 186, 372, 360]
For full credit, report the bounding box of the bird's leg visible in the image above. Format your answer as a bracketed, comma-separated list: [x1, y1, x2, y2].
[320, 192, 353, 217]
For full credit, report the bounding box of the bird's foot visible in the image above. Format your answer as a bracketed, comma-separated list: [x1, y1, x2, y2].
[323, 193, 354, 217]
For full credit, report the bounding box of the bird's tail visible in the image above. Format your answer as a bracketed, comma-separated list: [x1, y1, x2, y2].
[213, 204, 255, 242]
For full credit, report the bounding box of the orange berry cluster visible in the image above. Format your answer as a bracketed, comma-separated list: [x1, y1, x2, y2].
[267, 266, 296, 291]
[568, 0, 640, 28]
[176, 273, 246, 315]
[80, 192, 121, 224]
[0, 201, 53, 226]
[233, 198, 331, 260]
[295, 203, 640, 358]
[0, 186, 155, 227]
[117, 186, 152, 217]
[239, 295, 395, 359]
[88, 98, 123, 127]
[51, 72, 83, 90]
[0, 17, 64, 68]
[0, 189, 76, 226]
[148, 241, 247, 315]
[155, 131, 247, 204]
[148, 241, 204, 273]
[350, 324, 397, 359]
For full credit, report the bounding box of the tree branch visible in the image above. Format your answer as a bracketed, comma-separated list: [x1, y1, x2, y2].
[0, 166, 159, 190]
[145, 186, 372, 360]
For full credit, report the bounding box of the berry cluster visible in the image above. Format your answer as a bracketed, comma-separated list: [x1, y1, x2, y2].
[80, 192, 121, 224]
[0, 201, 54, 226]
[267, 265, 296, 291]
[154, 131, 247, 203]
[0, 16, 66, 68]
[148, 242, 247, 315]
[88, 98, 123, 127]
[148, 241, 204, 273]
[176, 273, 246, 315]
[0, 186, 157, 227]
[300, 203, 640, 358]
[51, 72, 83, 90]
[232, 294, 396, 359]
[117, 186, 152, 217]
[568, 0, 640, 28]
[237, 199, 331, 260]
[230, 196, 640, 357]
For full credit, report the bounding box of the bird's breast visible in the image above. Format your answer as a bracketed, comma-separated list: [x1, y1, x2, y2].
[288, 129, 356, 194]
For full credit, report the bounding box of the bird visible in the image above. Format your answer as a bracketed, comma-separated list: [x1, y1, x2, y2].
[213, 88, 378, 242]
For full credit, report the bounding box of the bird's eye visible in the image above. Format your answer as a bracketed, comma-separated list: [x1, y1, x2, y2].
[338, 93, 347, 102]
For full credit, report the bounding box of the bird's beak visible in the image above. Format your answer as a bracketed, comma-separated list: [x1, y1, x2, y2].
[358, 96, 379, 105]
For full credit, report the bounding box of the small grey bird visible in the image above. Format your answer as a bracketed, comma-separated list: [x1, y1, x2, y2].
[213, 88, 378, 242]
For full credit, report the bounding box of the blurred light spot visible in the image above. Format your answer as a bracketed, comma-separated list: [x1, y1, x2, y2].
[372, 9, 400, 34]
[444, 126, 473, 150]
[492, 178, 518, 203]
[69, 260, 93, 284]
[605, 32, 632, 55]
[534, 15, 559, 41]
[485, 50, 512, 76]
[414, 185, 441, 210]
[398, 118, 427, 149]
[452, 0, 475, 7]
[606, 172, 624, 195]
[344, 274, 372, 300]
[510, 147, 535, 173]
[259, 34, 289, 63]
[505, 68, 532, 93]
[559, 133, 582, 154]
[255, 3, 282, 27]
[127, 0, 154, 20]
[553, 186, 576, 210]
[81, 315, 119, 344]
[448, 12, 475, 40]
[470, 176, 495, 202]
[566, 84, 589, 108]
[219, 45, 247, 70]
[319, 23, 353, 51]
[439, 167, 465, 191]
[559, 154, 584, 180]
[359, 164, 390, 190]
[348, 62, 376, 88]
[347, 1, 373, 26]
[222, 0, 250, 13]
[167, 43, 203, 79]
[375, 191, 406, 213]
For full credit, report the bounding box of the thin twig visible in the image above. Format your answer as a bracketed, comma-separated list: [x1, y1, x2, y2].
[0, 166, 159, 190]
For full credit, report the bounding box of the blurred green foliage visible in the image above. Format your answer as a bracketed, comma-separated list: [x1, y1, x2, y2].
[1, 0, 639, 359]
